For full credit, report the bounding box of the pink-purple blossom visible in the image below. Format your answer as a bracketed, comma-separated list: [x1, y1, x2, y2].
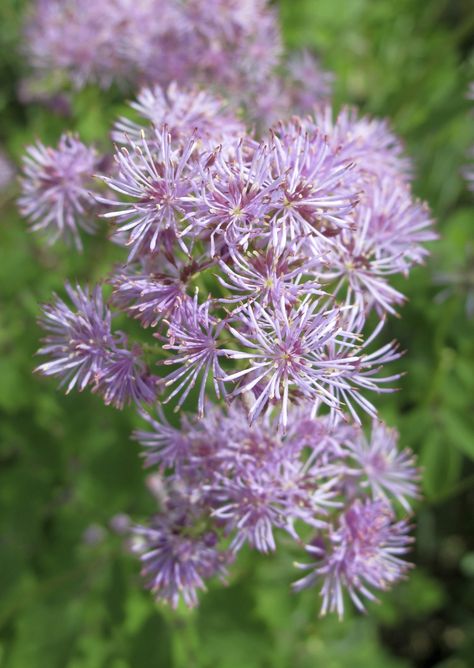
[293, 499, 413, 618]
[19, 134, 102, 249]
[36, 283, 157, 408]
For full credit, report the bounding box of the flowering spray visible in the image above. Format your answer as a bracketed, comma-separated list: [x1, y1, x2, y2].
[20, 0, 435, 617]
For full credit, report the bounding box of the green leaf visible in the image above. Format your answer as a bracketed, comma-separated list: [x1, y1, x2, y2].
[420, 431, 463, 499]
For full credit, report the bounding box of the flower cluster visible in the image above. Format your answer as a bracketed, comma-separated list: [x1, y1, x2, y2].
[132, 402, 417, 613]
[21, 0, 436, 617]
[24, 80, 435, 614]
[24, 0, 330, 124]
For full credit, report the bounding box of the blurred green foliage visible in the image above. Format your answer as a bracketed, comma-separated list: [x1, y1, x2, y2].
[1, 0, 474, 666]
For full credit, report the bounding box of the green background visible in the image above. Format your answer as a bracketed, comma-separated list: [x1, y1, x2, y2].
[1, 0, 474, 666]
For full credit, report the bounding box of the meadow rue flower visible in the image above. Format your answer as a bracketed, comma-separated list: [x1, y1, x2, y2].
[36, 283, 115, 393]
[311, 105, 413, 183]
[94, 346, 157, 409]
[268, 120, 358, 249]
[285, 50, 334, 114]
[36, 283, 157, 407]
[112, 83, 245, 148]
[111, 268, 188, 328]
[293, 499, 413, 619]
[222, 298, 400, 430]
[25, 0, 282, 110]
[25, 0, 169, 88]
[19, 134, 102, 249]
[190, 138, 281, 255]
[26, 44, 434, 612]
[313, 178, 436, 322]
[217, 245, 322, 308]
[343, 420, 420, 511]
[161, 296, 227, 417]
[133, 488, 232, 609]
[99, 127, 197, 259]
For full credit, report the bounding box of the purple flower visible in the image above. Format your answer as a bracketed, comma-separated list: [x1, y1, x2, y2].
[344, 421, 420, 511]
[94, 346, 157, 409]
[25, 0, 282, 111]
[100, 127, 197, 259]
[268, 121, 357, 250]
[212, 461, 336, 554]
[36, 283, 114, 393]
[192, 139, 280, 255]
[25, 0, 432, 618]
[161, 297, 227, 416]
[285, 408, 359, 467]
[133, 492, 231, 609]
[19, 134, 100, 249]
[293, 499, 413, 618]
[25, 0, 164, 88]
[111, 256, 193, 328]
[363, 178, 436, 267]
[134, 406, 191, 469]
[313, 180, 433, 321]
[284, 50, 333, 114]
[37, 283, 155, 408]
[132, 399, 418, 609]
[223, 298, 399, 430]
[217, 245, 322, 308]
[113, 82, 245, 148]
[212, 475, 289, 553]
[311, 105, 413, 183]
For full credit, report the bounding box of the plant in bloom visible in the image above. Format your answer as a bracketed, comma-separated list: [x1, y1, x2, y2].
[20, 2, 436, 619]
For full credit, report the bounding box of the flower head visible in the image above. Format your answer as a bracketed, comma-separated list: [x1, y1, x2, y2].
[36, 283, 114, 393]
[133, 490, 231, 608]
[113, 83, 245, 148]
[94, 346, 157, 409]
[268, 121, 357, 250]
[161, 296, 227, 416]
[312, 106, 413, 184]
[100, 127, 197, 259]
[284, 50, 333, 115]
[345, 421, 420, 511]
[37, 283, 155, 407]
[192, 139, 279, 255]
[19, 134, 100, 249]
[217, 244, 322, 308]
[293, 499, 413, 618]
[223, 298, 399, 430]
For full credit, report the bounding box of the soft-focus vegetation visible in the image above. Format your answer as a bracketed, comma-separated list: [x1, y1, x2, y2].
[1, 0, 473, 666]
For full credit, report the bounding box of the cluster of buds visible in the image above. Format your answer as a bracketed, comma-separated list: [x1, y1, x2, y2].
[19, 2, 436, 618]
